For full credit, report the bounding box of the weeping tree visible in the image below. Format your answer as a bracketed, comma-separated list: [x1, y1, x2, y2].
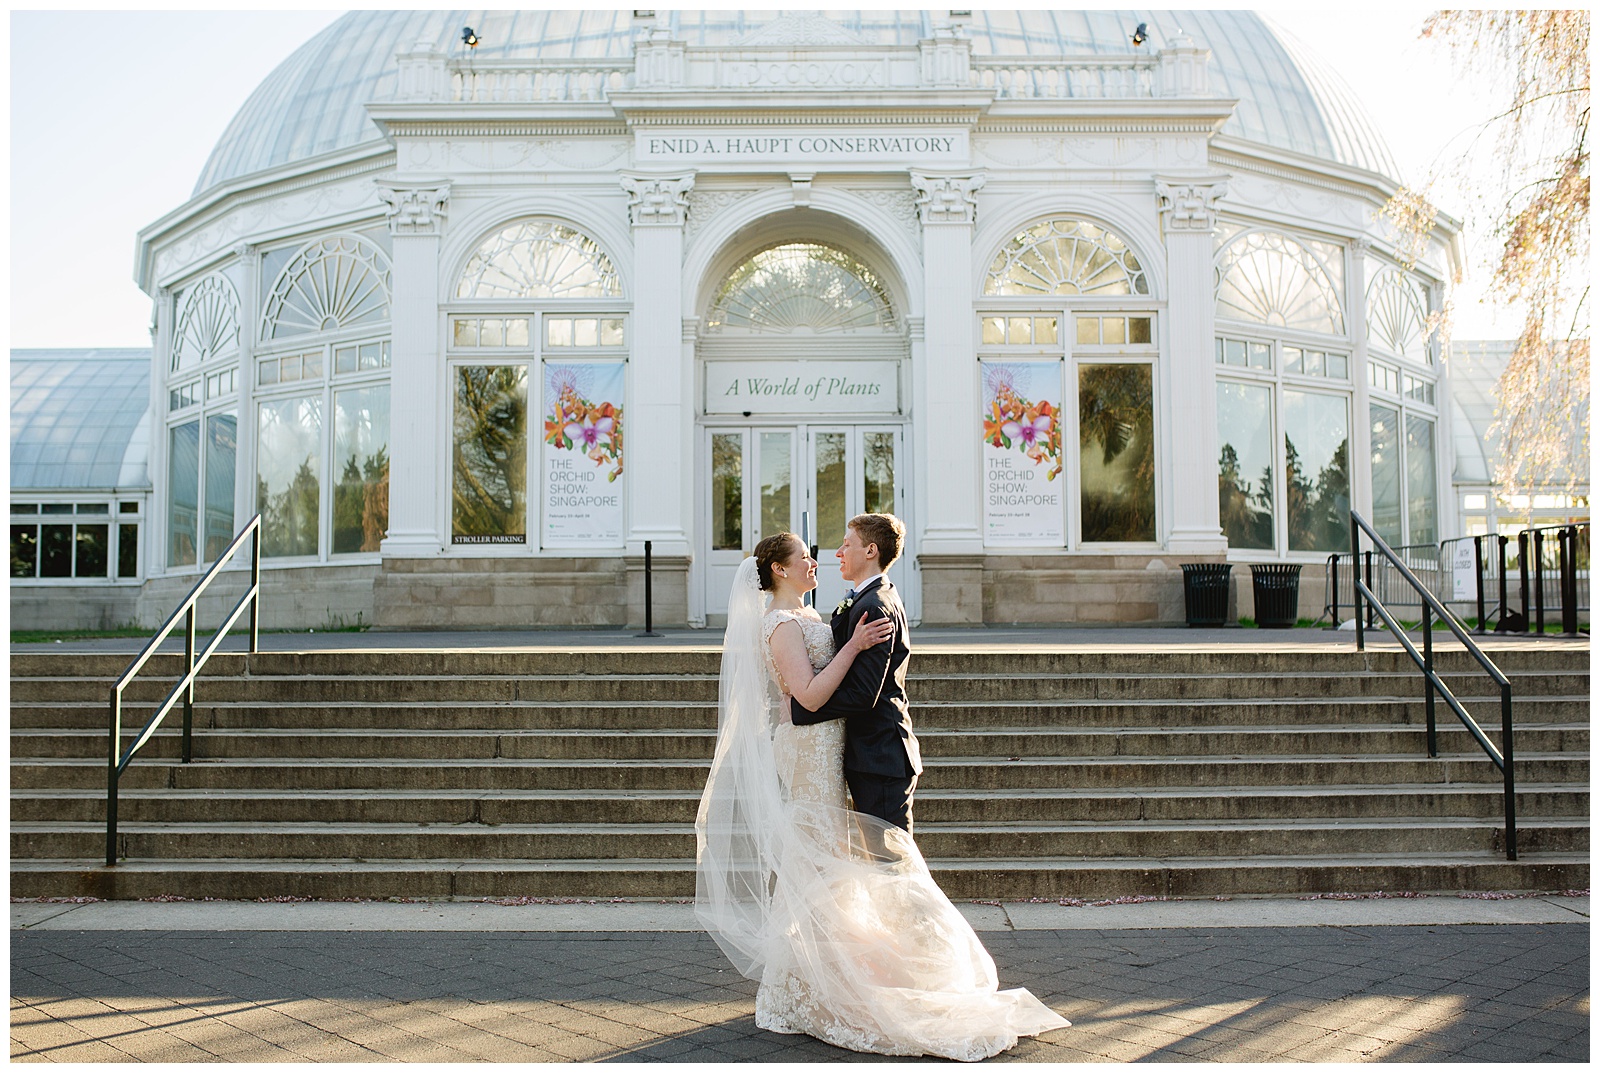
[1387, 10, 1590, 500]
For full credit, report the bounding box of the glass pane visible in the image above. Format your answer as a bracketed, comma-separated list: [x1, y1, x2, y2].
[1034, 317, 1059, 344]
[40, 525, 72, 578]
[204, 413, 237, 562]
[76, 503, 106, 515]
[547, 318, 573, 347]
[479, 319, 503, 348]
[1369, 404, 1403, 544]
[258, 359, 278, 385]
[333, 385, 391, 554]
[452, 366, 528, 542]
[280, 354, 301, 381]
[120, 502, 138, 513]
[1128, 316, 1151, 344]
[599, 318, 624, 346]
[574, 319, 599, 347]
[1214, 338, 1225, 364]
[709, 243, 895, 331]
[302, 351, 323, 378]
[711, 432, 743, 551]
[335, 345, 358, 373]
[759, 432, 792, 541]
[1284, 390, 1350, 552]
[1248, 342, 1271, 370]
[1326, 353, 1348, 379]
[983, 317, 1006, 345]
[1406, 414, 1438, 545]
[814, 432, 847, 552]
[1304, 350, 1324, 376]
[257, 396, 323, 558]
[1007, 317, 1032, 344]
[984, 218, 1149, 296]
[14, 504, 37, 514]
[11, 525, 37, 577]
[863, 431, 895, 516]
[506, 319, 530, 347]
[1101, 317, 1126, 345]
[75, 524, 108, 577]
[358, 342, 382, 370]
[118, 524, 138, 578]
[167, 421, 199, 567]
[1225, 339, 1246, 366]
[456, 220, 621, 299]
[1216, 381, 1275, 550]
[1076, 317, 1099, 345]
[41, 503, 73, 515]
[1079, 364, 1155, 542]
[454, 319, 478, 347]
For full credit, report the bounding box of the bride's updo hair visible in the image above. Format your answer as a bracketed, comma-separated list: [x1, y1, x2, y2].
[753, 533, 803, 592]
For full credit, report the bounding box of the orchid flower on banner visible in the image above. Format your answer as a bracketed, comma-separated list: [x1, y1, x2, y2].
[545, 367, 624, 481]
[982, 364, 1062, 480]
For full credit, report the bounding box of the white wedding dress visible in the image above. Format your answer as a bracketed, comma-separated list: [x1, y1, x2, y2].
[695, 560, 1070, 1061]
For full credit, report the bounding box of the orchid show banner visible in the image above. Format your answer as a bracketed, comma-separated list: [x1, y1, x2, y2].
[981, 361, 1064, 546]
[542, 361, 625, 548]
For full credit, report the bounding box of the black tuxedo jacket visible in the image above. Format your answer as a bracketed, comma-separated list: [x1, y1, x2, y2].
[790, 577, 922, 779]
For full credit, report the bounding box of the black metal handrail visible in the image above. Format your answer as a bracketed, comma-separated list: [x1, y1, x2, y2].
[1350, 510, 1517, 860]
[106, 515, 262, 866]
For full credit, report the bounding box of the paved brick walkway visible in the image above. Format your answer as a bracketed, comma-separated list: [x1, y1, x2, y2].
[12, 922, 1587, 1063]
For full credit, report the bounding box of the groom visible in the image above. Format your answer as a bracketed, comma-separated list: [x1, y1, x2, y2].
[790, 512, 922, 834]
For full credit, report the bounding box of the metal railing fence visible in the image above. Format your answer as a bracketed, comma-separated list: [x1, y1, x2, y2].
[106, 515, 261, 866]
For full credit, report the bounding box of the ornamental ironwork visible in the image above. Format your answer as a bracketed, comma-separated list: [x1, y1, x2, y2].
[1366, 266, 1430, 363]
[456, 221, 621, 300]
[171, 275, 241, 371]
[984, 218, 1149, 296]
[707, 244, 896, 333]
[1214, 230, 1344, 335]
[261, 235, 392, 341]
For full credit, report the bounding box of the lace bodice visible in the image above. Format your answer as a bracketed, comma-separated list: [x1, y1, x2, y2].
[761, 607, 835, 692]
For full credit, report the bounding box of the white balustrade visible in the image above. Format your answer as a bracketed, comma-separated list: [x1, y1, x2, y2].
[449, 62, 632, 103]
[972, 57, 1158, 100]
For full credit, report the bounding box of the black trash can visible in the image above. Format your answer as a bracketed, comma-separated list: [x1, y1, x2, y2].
[1250, 563, 1303, 628]
[1180, 563, 1233, 627]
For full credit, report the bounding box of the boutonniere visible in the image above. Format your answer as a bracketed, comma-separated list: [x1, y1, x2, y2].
[834, 597, 854, 615]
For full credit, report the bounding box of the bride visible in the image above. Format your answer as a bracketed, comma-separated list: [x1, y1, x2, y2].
[695, 533, 1070, 1061]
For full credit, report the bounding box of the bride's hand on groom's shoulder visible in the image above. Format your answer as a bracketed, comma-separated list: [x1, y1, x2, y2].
[846, 612, 895, 654]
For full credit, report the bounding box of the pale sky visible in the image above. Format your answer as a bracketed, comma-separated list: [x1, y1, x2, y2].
[8, 4, 1524, 350]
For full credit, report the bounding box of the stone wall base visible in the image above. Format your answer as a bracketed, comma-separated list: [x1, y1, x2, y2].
[11, 585, 142, 632]
[373, 555, 691, 630]
[137, 563, 379, 633]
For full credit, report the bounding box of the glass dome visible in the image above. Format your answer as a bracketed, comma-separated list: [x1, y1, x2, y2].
[194, 9, 1399, 196]
[10, 350, 151, 490]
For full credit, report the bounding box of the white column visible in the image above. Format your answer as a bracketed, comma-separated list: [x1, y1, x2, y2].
[1156, 176, 1230, 554]
[621, 173, 695, 557]
[231, 244, 259, 543]
[376, 180, 450, 558]
[911, 172, 985, 556]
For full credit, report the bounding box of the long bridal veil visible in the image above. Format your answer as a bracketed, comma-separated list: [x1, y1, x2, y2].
[695, 557, 1070, 1061]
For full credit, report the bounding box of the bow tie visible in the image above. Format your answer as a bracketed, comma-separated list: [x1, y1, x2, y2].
[843, 588, 856, 601]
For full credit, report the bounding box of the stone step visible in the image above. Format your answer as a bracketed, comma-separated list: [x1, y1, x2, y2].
[11, 722, 1588, 761]
[12, 694, 1589, 731]
[17, 816, 1587, 863]
[11, 753, 1587, 793]
[10, 646, 1584, 682]
[9, 852, 1588, 901]
[11, 669, 1585, 705]
[13, 784, 1587, 825]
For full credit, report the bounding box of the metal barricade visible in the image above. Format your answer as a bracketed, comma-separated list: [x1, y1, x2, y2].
[1325, 543, 1442, 626]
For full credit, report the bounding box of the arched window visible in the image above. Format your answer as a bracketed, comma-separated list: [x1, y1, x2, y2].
[1215, 230, 1344, 335]
[262, 235, 391, 340]
[172, 275, 240, 371]
[1366, 266, 1430, 363]
[456, 220, 621, 299]
[983, 218, 1149, 297]
[707, 244, 896, 332]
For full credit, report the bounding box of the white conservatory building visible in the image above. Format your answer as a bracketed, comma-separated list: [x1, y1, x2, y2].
[122, 9, 1462, 629]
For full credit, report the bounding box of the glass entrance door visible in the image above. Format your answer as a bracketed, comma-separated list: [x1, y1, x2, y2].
[703, 425, 905, 621]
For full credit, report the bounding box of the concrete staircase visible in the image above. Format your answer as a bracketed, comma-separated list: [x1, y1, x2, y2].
[10, 646, 1589, 900]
